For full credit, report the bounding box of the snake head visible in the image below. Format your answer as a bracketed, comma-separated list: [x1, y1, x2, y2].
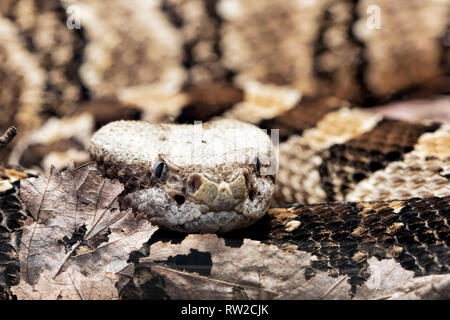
[89, 119, 277, 233]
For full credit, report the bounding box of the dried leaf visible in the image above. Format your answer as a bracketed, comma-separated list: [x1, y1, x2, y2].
[12, 162, 157, 299]
[123, 234, 352, 300]
[11, 270, 119, 300]
[120, 233, 449, 300]
[355, 258, 450, 300]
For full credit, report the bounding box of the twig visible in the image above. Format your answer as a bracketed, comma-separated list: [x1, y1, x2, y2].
[321, 275, 348, 299]
[0, 126, 17, 150]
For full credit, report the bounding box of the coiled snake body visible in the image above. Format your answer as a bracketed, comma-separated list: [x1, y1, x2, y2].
[87, 103, 450, 296]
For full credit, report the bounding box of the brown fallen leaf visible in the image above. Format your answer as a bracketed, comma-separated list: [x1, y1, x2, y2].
[355, 257, 450, 300]
[120, 234, 352, 300]
[11, 162, 157, 300]
[11, 270, 120, 300]
[118, 229, 450, 299]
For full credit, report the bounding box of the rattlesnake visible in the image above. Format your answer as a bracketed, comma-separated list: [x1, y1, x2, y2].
[85, 105, 449, 297]
[88, 112, 450, 228]
[0, 0, 449, 299]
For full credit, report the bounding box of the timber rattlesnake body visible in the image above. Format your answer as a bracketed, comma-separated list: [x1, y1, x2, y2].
[0, 0, 449, 299]
[87, 103, 450, 295]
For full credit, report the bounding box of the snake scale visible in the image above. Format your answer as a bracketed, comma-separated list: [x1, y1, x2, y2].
[0, 0, 449, 299]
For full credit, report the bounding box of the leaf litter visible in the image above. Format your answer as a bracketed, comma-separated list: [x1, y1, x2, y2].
[11, 162, 157, 299]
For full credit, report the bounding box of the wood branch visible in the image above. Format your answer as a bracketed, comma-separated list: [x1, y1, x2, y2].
[0, 126, 17, 150]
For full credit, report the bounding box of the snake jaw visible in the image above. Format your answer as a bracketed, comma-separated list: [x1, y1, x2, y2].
[122, 168, 274, 233]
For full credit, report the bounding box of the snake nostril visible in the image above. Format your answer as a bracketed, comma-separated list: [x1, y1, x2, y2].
[188, 174, 202, 192]
[248, 188, 255, 201]
[173, 195, 185, 205]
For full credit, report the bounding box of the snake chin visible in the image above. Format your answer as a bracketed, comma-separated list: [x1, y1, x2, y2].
[124, 176, 274, 233]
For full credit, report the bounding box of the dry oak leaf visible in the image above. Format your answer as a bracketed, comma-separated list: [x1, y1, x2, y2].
[131, 234, 450, 300]
[137, 234, 351, 300]
[354, 257, 450, 300]
[11, 162, 157, 300]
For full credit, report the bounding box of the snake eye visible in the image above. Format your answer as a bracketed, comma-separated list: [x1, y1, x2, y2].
[254, 157, 261, 174]
[154, 161, 165, 179]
